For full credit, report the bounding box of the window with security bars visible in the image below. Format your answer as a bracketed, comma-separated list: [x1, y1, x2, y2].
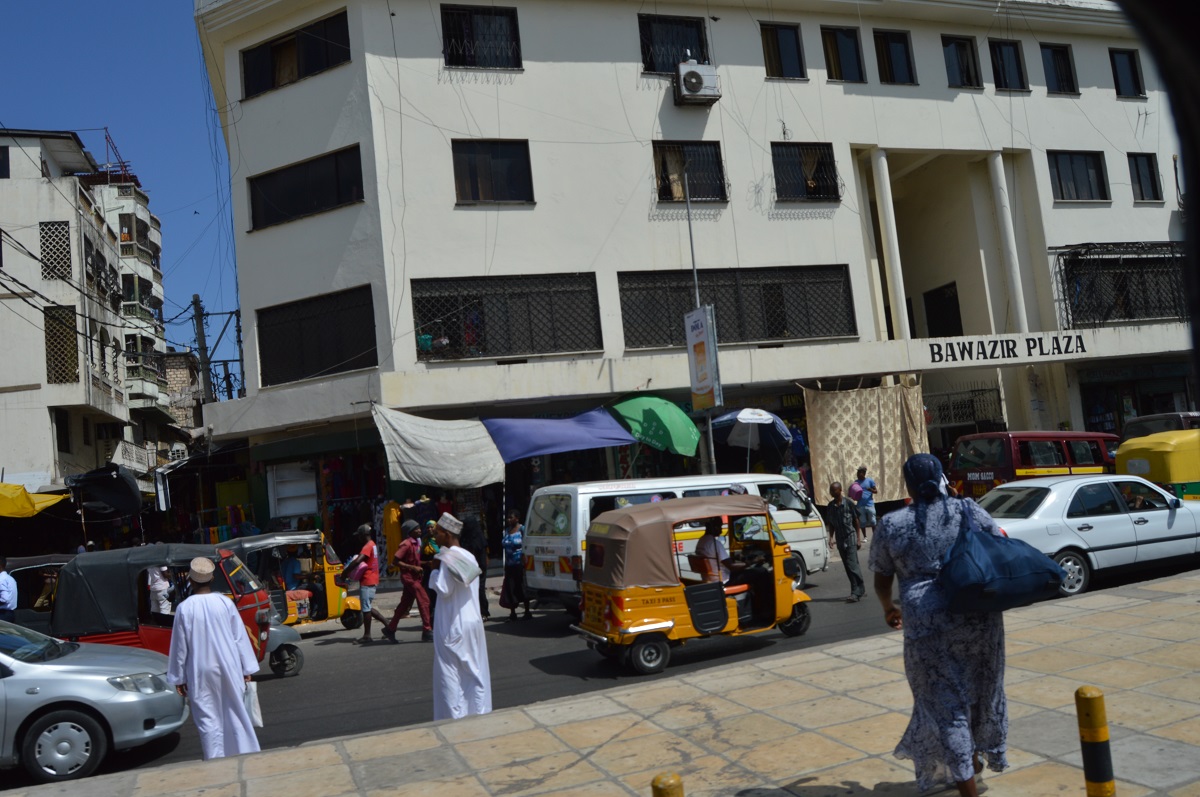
[640, 14, 708, 74]
[652, 142, 727, 202]
[618, 265, 856, 349]
[1048, 151, 1109, 201]
[242, 10, 350, 98]
[44, 305, 80, 384]
[257, 285, 377, 386]
[772, 143, 841, 202]
[411, 273, 601, 361]
[1055, 243, 1185, 329]
[39, 221, 72, 280]
[442, 5, 522, 69]
[249, 146, 363, 230]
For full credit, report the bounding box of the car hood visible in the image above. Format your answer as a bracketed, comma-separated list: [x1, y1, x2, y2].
[36, 641, 169, 676]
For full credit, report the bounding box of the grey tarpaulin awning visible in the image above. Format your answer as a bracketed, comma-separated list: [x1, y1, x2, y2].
[371, 405, 506, 489]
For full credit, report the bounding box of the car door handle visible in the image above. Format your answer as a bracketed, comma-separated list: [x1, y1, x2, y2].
[1133, 517, 1149, 525]
[1076, 524, 1093, 531]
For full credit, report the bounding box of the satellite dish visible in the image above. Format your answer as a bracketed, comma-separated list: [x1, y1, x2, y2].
[682, 70, 705, 93]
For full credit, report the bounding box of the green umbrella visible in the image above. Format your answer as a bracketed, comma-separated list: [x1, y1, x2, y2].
[607, 396, 701, 457]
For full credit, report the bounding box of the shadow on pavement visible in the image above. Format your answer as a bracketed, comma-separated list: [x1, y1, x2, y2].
[738, 779, 913, 795]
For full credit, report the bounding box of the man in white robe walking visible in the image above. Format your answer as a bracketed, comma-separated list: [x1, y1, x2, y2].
[430, 512, 492, 720]
[166, 557, 261, 759]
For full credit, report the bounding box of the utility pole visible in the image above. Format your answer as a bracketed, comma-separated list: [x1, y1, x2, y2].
[221, 362, 234, 401]
[192, 293, 214, 402]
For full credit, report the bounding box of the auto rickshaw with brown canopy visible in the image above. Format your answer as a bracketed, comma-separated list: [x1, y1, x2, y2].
[570, 495, 812, 674]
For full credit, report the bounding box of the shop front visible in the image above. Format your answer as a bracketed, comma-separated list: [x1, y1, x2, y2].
[1078, 358, 1197, 436]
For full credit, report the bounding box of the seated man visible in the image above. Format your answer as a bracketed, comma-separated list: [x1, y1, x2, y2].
[280, 547, 313, 602]
[694, 517, 745, 584]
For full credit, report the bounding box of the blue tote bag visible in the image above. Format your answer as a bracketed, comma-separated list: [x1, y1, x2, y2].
[938, 500, 1067, 614]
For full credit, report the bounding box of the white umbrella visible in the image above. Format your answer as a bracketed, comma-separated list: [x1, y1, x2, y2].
[711, 408, 793, 470]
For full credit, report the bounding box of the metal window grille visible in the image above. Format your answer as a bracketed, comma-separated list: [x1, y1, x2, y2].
[258, 285, 377, 386]
[39, 221, 72, 280]
[1054, 242, 1186, 329]
[639, 14, 708, 73]
[924, 384, 1004, 427]
[772, 143, 842, 202]
[618, 265, 857, 349]
[442, 6, 522, 69]
[412, 273, 601, 361]
[652, 142, 727, 202]
[44, 305, 80, 384]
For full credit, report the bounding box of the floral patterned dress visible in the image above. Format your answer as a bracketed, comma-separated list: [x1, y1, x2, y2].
[868, 498, 1009, 791]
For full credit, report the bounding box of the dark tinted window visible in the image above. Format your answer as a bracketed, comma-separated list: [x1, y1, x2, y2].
[978, 486, 1049, 519]
[942, 36, 981, 88]
[0, 146, 9, 178]
[1067, 440, 1103, 466]
[761, 24, 804, 79]
[1018, 440, 1067, 467]
[53, 407, 70, 453]
[1128, 153, 1162, 201]
[1067, 483, 1124, 517]
[589, 492, 677, 520]
[242, 11, 350, 98]
[249, 146, 363, 229]
[1047, 151, 1109, 201]
[1110, 49, 1144, 97]
[989, 39, 1027, 90]
[451, 140, 533, 202]
[442, 5, 522, 69]
[257, 285, 377, 386]
[822, 27, 864, 82]
[639, 14, 707, 74]
[952, 438, 1008, 469]
[874, 30, 915, 85]
[1041, 43, 1077, 93]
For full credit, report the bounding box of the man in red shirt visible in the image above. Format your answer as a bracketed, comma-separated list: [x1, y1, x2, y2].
[382, 521, 432, 642]
[344, 524, 388, 644]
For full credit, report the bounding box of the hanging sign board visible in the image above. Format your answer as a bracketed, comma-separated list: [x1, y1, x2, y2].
[685, 305, 723, 411]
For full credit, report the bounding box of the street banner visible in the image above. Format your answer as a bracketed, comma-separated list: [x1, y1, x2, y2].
[685, 305, 723, 411]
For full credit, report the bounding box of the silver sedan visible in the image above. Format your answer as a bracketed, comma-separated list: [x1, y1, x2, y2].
[977, 474, 1199, 595]
[0, 621, 188, 782]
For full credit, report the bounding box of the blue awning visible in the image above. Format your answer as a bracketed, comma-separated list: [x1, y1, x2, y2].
[481, 408, 637, 463]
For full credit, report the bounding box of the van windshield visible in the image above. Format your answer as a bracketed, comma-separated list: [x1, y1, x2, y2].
[528, 493, 573, 536]
[953, 438, 1008, 469]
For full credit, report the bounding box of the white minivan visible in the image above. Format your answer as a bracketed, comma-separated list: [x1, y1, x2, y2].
[522, 474, 829, 612]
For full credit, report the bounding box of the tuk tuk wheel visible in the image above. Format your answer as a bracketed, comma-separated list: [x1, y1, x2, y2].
[21, 709, 108, 782]
[341, 610, 364, 630]
[628, 635, 670, 675]
[269, 643, 305, 677]
[778, 602, 811, 638]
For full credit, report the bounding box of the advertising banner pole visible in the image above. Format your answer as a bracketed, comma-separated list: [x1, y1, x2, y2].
[683, 169, 722, 474]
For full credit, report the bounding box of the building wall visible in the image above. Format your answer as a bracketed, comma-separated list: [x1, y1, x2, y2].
[196, 0, 1186, 439]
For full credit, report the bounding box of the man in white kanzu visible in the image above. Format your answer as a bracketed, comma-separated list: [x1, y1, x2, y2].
[430, 512, 492, 720]
[166, 557, 261, 759]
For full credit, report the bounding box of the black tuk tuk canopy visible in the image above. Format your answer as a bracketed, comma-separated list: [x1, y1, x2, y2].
[52, 544, 222, 638]
[584, 495, 769, 589]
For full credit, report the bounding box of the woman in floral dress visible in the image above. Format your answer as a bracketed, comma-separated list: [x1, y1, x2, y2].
[868, 454, 1008, 796]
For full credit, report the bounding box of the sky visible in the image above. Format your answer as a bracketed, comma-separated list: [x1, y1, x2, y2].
[3, 2, 242, 387]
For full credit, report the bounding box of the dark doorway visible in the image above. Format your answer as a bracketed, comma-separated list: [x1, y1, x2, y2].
[923, 281, 964, 337]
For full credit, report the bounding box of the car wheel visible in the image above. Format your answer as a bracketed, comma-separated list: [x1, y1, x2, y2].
[341, 611, 363, 630]
[21, 710, 108, 783]
[269, 643, 305, 677]
[789, 553, 808, 590]
[778, 602, 811, 637]
[1054, 549, 1091, 595]
[628, 635, 670, 675]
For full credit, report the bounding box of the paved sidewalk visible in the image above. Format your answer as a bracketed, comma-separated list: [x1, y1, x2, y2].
[15, 572, 1200, 797]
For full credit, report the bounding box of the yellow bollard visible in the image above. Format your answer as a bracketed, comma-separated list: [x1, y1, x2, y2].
[651, 771, 684, 797]
[1075, 685, 1116, 797]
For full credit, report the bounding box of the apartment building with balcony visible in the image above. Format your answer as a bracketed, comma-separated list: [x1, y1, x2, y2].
[194, 0, 1187, 502]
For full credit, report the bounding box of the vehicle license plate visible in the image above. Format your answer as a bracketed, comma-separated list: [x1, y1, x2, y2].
[973, 484, 988, 496]
[542, 560, 555, 576]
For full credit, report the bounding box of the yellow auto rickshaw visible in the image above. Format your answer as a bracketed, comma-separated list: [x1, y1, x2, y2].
[570, 495, 812, 674]
[1117, 429, 1200, 501]
[219, 530, 362, 629]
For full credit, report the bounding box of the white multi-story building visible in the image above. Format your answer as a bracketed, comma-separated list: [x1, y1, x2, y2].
[195, 0, 1188, 489]
[1, 131, 178, 492]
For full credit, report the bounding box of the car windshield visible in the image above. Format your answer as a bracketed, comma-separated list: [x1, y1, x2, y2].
[977, 486, 1050, 519]
[0, 621, 76, 662]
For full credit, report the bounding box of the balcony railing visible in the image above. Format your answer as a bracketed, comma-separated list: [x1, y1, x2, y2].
[1055, 242, 1187, 329]
[107, 439, 153, 474]
[122, 301, 155, 322]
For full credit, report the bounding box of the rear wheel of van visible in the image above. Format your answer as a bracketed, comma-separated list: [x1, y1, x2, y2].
[1054, 550, 1091, 595]
[629, 635, 670, 675]
[789, 553, 808, 590]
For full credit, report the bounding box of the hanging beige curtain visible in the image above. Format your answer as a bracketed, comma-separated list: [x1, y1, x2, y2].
[803, 382, 928, 503]
[658, 148, 686, 201]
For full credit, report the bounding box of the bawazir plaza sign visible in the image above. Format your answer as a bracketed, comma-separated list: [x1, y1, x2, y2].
[927, 333, 1087, 364]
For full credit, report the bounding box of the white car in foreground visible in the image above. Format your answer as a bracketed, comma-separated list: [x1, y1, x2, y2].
[976, 474, 1200, 595]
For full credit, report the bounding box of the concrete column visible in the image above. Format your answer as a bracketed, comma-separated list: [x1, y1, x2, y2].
[987, 151, 1029, 334]
[870, 148, 909, 340]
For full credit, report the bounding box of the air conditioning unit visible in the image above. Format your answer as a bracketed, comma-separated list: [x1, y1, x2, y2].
[674, 60, 720, 106]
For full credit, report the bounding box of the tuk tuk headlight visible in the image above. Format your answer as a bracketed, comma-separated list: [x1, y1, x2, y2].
[109, 672, 169, 694]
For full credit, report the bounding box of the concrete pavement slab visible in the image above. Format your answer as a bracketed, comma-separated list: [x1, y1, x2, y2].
[1105, 734, 1200, 790]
